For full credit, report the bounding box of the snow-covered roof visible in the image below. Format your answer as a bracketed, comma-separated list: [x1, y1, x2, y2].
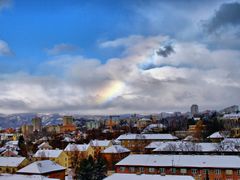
[0, 157, 26, 167]
[90, 140, 111, 147]
[62, 137, 75, 142]
[142, 124, 166, 133]
[0, 174, 56, 180]
[152, 142, 218, 152]
[223, 113, 240, 119]
[117, 134, 178, 141]
[37, 142, 52, 150]
[183, 136, 198, 141]
[64, 143, 90, 152]
[222, 138, 240, 143]
[101, 145, 130, 154]
[104, 173, 194, 180]
[207, 132, 224, 139]
[116, 154, 240, 168]
[145, 142, 164, 149]
[33, 150, 63, 158]
[17, 160, 65, 174]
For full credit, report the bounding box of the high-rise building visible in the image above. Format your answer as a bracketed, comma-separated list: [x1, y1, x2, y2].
[63, 116, 73, 126]
[21, 124, 33, 136]
[32, 117, 42, 132]
[191, 104, 199, 116]
[219, 105, 239, 114]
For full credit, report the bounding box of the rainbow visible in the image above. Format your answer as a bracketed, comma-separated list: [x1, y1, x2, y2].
[96, 80, 125, 104]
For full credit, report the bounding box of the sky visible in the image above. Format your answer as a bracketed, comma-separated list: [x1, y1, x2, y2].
[0, 0, 240, 114]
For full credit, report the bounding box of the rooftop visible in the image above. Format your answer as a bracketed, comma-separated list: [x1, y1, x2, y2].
[0, 157, 26, 167]
[117, 134, 178, 141]
[90, 140, 112, 147]
[104, 173, 194, 180]
[116, 154, 240, 169]
[101, 145, 130, 154]
[34, 150, 63, 158]
[0, 174, 56, 180]
[17, 160, 65, 174]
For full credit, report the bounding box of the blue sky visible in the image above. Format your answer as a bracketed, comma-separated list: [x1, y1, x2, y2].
[0, 0, 240, 114]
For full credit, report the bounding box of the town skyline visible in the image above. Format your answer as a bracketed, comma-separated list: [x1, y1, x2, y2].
[0, 0, 240, 114]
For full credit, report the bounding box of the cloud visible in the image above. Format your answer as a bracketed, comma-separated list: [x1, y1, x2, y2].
[0, 0, 12, 11]
[0, 40, 14, 56]
[202, 2, 240, 34]
[45, 43, 79, 55]
[0, 35, 240, 114]
[156, 44, 175, 57]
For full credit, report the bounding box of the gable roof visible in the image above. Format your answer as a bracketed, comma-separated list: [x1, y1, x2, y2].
[17, 160, 65, 174]
[207, 132, 224, 139]
[0, 157, 26, 167]
[90, 140, 111, 147]
[102, 145, 130, 154]
[33, 150, 63, 158]
[116, 154, 240, 169]
[64, 143, 90, 152]
[117, 134, 178, 141]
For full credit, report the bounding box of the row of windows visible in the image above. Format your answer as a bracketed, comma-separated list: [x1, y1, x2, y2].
[119, 167, 240, 175]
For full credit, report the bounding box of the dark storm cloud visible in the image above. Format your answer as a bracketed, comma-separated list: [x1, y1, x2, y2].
[203, 2, 240, 34]
[156, 44, 175, 57]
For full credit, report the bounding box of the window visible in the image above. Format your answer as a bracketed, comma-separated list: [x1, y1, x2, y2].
[226, 170, 233, 175]
[149, 167, 155, 173]
[129, 167, 135, 172]
[237, 169, 240, 175]
[119, 167, 125, 172]
[139, 167, 144, 173]
[203, 169, 209, 174]
[215, 169, 221, 175]
[171, 168, 176, 174]
[180, 168, 187, 174]
[160, 168, 165, 173]
[192, 169, 197, 174]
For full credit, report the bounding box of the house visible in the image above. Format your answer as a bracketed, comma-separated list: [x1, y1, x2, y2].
[136, 118, 152, 130]
[17, 160, 66, 180]
[0, 174, 57, 180]
[1, 149, 18, 157]
[0, 157, 28, 174]
[64, 143, 94, 168]
[33, 149, 68, 168]
[207, 132, 224, 142]
[117, 133, 178, 153]
[115, 154, 240, 180]
[104, 173, 194, 180]
[37, 142, 53, 150]
[90, 140, 112, 156]
[101, 145, 130, 170]
[142, 124, 166, 133]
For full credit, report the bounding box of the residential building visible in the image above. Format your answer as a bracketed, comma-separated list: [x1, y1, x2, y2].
[32, 117, 42, 132]
[191, 104, 199, 116]
[0, 157, 28, 174]
[17, 160, 66, 180]
[37, 142, 53, 150]
[90, 139, 112, 156]
[33, 149, 68, 168]
[220, 105, 239, 114]
[21, 124, 33, 136]
[115, 154, 240, 180]
[61, 116, 76, 133]
[64, 143, 94, 168]
[85, 120, 101, 130]
[207, 132, 224, 142]
[101, 145, 130, 170]
[117, 133, 178, 153]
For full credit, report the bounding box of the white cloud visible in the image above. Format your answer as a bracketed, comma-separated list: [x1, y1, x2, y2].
[0, 35, 239, 114]
[45, 43, 78, 55]
[0, 40, 13, 56]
